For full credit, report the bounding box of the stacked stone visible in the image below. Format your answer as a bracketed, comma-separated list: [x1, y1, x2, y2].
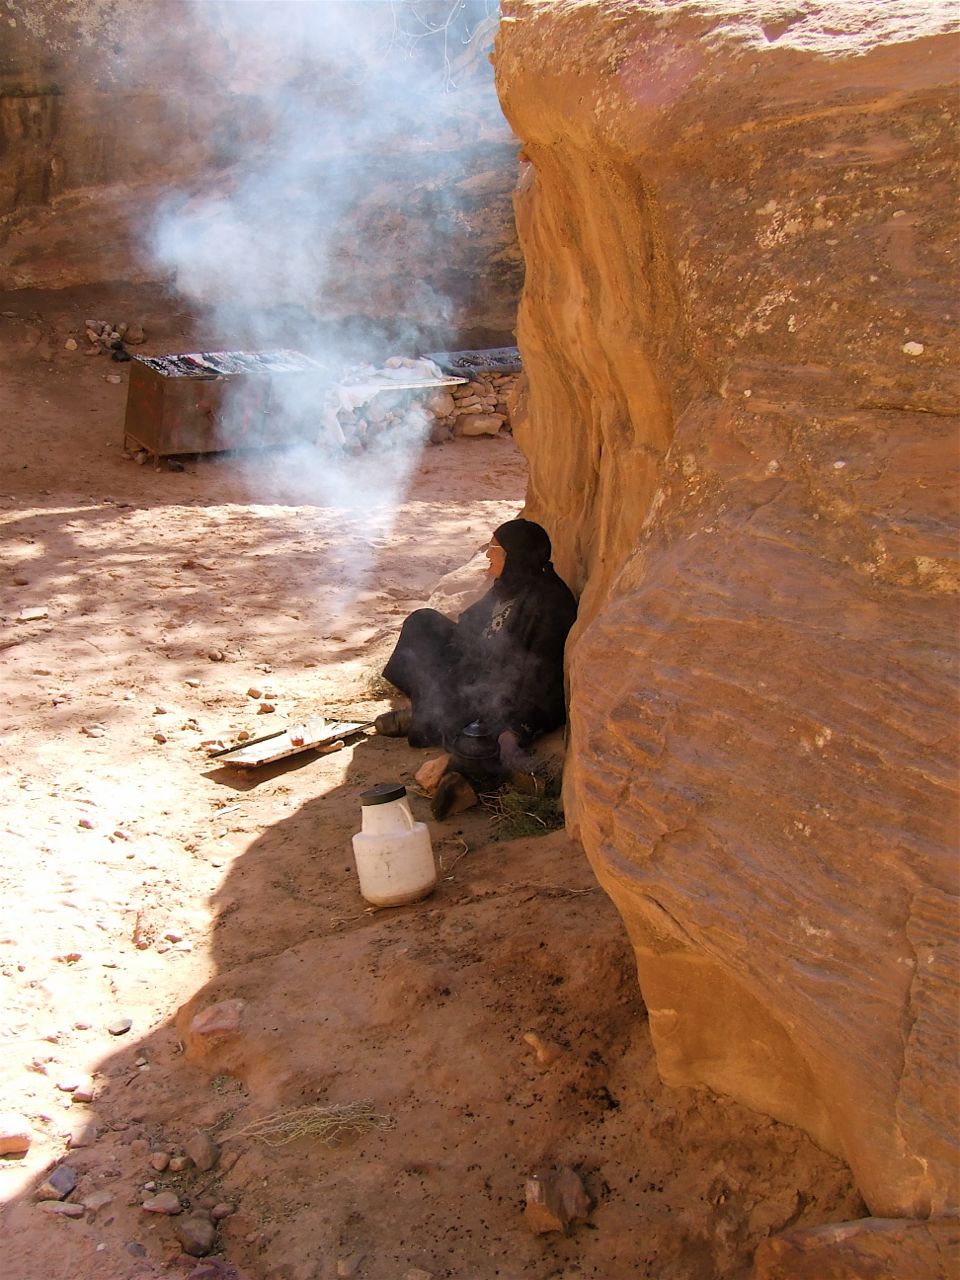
[334, 392, 434, 452]
[430, 373, 519, 443]
[325, 372, 518, 450]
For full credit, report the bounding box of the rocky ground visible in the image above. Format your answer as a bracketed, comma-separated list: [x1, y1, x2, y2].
[0, 284, 865, 1280]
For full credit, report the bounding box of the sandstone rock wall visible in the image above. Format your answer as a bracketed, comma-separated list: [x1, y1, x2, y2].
[1, 0, 521, 343]
[496, 0, 959, 1227]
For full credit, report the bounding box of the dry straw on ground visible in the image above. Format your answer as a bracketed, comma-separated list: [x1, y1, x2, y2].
[223, 1101, 396, 1147]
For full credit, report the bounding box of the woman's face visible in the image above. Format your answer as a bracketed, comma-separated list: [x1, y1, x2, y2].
[485, 537, 507, 579]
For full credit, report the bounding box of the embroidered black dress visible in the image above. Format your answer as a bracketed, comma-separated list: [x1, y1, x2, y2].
[382, 519, 578, 749]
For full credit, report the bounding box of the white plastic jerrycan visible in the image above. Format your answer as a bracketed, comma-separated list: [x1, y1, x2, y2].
[351, 783, 437, 907]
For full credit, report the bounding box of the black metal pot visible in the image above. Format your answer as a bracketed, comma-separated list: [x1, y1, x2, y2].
[446, 719, 505, 789]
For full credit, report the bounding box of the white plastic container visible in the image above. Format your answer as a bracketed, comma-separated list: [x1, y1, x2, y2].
[351, 783, 437, 907]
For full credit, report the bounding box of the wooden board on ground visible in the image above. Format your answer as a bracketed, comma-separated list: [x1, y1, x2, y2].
[214, 719, 371, 768]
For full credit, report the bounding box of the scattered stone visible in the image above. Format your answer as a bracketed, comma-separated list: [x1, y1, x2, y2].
[188, 1260, 251, 1280]
[64, 338, 78, 351]
[84, 346, 102, 357]
[168, 1154, 193, 1173]
[246, 687, 262, 700]
[141, 1190, 182, 1215]
[12, 574, 29, 585]
[257, 701, 275, 714]
[174, 1213, 217, 1257]
[902, 340, 925, 356]
[71, 1078, 95, 1103]
[80, 725, 105, 739]
[125, 324, 146, 345]
[82, 1189, 114, 1213]
[17, 606, 48, 622]
[129, 1139, 149, 1157]
[189, 999, 245, 1039]
[415, 754, 452, 796]
[523, 1166, 592, 1235]
[67, 1117, 99, 1148]
[36, 1163, 79, 1201]
[522, 1030, 563, 1069]
[185, 677, 201, 688]
[153, 732, 168, 744]
[210, 1202, 235, 1220]
[105, 373, 122, 384]
[0, 1113, 33, 1155]
[107, 1017, 132, 1036]
[184, 1131, 220, 1172]
[208, 650, 225, 662]
[149, 1151, 170, 1172]
[38, 1200, 84, 1218]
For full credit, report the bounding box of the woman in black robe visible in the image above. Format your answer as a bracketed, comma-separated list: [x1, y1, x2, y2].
[379, 518, 578, 758]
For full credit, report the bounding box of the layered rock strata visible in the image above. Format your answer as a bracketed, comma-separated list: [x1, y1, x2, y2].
[496, 0, 959, 1234]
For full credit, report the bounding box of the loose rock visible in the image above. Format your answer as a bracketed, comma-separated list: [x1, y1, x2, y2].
[523, 1166, 591, 1234]
[67, 1117, 99, 1148]
[188, 999, 245, 1039]
[522, 1030, 563, 1069]
[82, 1190, 114, 1212]
[38, 1201, 84, 1218]
[0, 1113, 33, 1155]
[108, 1017, 132, 1036]
[184, 1131, 220, 1173]
[141, 1190, 182, 1215]
[174, 1213, 217, 1257]
[149, 1151, 170, 1172]
[36, 1163, 79, 1201]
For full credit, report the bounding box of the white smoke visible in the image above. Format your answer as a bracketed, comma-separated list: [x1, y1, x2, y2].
[146, 0, 505, 602]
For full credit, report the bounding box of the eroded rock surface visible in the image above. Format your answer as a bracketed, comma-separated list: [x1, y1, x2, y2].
[496, 0, 959, 1228]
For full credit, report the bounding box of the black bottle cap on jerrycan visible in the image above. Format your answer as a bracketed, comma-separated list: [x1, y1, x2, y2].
[359, 782, 407, 807]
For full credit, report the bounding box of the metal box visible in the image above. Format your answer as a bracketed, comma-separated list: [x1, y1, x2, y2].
[122, 349, 327, 465]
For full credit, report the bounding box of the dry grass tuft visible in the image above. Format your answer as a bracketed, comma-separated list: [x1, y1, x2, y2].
[483, 772, 564, 841]
[222, 1101, 396, 1147]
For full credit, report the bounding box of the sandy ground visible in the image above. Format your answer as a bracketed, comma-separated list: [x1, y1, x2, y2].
[0, 286, 865, 1280]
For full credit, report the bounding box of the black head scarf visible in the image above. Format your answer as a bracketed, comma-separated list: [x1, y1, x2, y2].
[493, 518, 553, 588]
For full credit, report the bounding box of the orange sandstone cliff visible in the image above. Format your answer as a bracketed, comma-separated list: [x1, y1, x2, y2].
[496, 0, 959, 1237]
